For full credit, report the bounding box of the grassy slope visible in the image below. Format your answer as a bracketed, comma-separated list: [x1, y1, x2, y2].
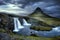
[29, 11, 60, 26]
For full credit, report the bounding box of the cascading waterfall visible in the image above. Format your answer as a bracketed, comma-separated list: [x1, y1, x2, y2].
[13, 17, 19, 32]
[16, 18, 24, 29]
[13, 17, 31, 32]
[13, 17, 24, 32]
[23, 19, 31, 27]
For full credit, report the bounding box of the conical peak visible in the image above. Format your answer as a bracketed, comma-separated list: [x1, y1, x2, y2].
[35, 7, 41, 11]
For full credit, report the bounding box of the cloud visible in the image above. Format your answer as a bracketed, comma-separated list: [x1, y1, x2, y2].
[24, 0, 60, 18]
[0, 4, 30, 16]
[0, 0, 60, 18]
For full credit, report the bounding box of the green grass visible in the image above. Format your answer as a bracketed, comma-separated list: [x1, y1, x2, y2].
[29, 11, 60, 26]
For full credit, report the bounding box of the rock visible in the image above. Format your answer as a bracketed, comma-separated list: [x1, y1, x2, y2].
[0, 33, 11, 40]
[0, 14, 14, 31]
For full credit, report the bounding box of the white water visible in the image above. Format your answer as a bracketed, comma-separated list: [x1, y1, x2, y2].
[52, 27, 60, 32]
[23, 19, 31, 27]
[13, 17, 31, 32]
[13, 17, 19, 32]
[13, 17, 24, 32]
[16, 18, 24, 29]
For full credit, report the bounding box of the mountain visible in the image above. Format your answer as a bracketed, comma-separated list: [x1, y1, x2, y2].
[29, 7, 60, 27]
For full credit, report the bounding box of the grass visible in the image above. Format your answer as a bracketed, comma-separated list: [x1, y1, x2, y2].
[0, 28, 60, 40]
[29, 11, 60, 26]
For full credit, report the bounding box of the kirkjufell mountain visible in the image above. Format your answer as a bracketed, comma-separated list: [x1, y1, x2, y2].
[29, 7, 60, 27]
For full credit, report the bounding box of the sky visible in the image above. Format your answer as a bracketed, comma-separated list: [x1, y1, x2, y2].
[0, 0, 60, 18]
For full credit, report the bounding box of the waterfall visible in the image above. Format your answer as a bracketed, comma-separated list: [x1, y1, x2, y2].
[23, 19, 31, 27]
[16, 18, 24, 29]
[13, 17, 24, 32]
[13, 17, 19, 32]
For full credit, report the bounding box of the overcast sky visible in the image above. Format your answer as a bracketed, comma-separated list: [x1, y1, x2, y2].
[0, 0, 60, 18]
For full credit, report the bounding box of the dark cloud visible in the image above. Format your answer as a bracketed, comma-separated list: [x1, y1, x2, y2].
[0, 0, 60, 18]
[23, 0, 60, 18]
